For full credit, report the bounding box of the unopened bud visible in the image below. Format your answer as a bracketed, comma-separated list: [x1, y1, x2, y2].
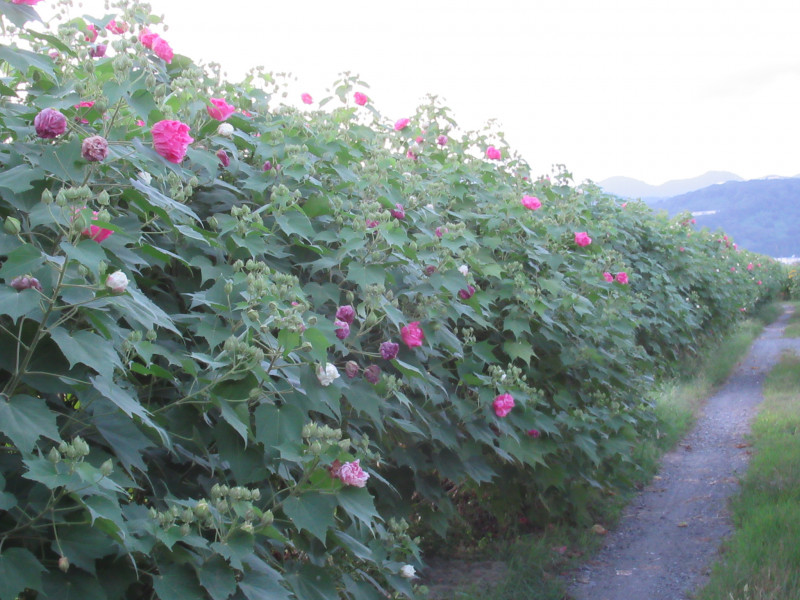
[99, 459, 113, 476]
[97, 190, 110, 205]
[58, 556, 70, 573]
[4, 217, 21, 235]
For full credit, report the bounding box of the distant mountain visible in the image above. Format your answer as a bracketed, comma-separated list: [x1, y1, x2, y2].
[599, 171, 743, 200]
[654, 178, 800, 257]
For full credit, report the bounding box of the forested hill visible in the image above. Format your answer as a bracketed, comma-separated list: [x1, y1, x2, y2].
[647, 178, 800, 257]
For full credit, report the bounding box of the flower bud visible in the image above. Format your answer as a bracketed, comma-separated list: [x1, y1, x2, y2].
[47, 447, 61, 463]
[261, 510, 274, 526]
[97, 190, 110, 205]
[58, 556, 70, 573]
[224, 281, 234, 295]
[99, 459, 113, 476]
[4, 216, 21, 235]
[41, 189, 54, 205]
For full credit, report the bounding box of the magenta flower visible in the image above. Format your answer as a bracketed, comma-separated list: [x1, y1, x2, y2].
[364, 364, 381, 384]
[151, 120, 193, 163]
[390, 203, 405, 220]
[301, 93, 313, 104]
[458, 285, 476, 300]
[366, 219, 379, 228]
[353, 92, 368, 106]
[12, 0, 44, 4]
[216, 149, 230, 167]
[521, 195, 541, 210]
[34, 108, 67, 139]
[334, 319, 350, 340]
[78, 210, 113, 243]
[486, 146, 501, 160]
[262, 160, 272, 171]
[394, 118, 410, 131]
[574, 231, 592, 247]
[10, 275, 42, 291]
[84, 24, 98, 42]
[435, 226, 444, 238]
[152, 37, 173, 63]
[335, 305, 356, 324]
[89, 44, 107, 58]
[380, 341, 399, 360]
[602, 272, 614, 283]
[437, 135, 448, 146]
[615, 272, 629, 284]
[747, 263, 754, 271]
[81, 135, 109, 162]
[207, 98, 236, 121]
[527, 429, 541, 438]
[345, 361, 359, 378]
[492, 393, 514, 417]
[138, 28, 158, 48]
[106, 19, 128, 34]
[424, 265, 436, 276]
[335, 459, 369, 487]
[401, 322, 424, 348]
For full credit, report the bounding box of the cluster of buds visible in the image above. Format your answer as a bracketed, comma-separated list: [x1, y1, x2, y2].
[48, 437, 112, 476]
[222, 335, 265, 365]
[460, 327, 476, 345]
[302, 422, 351, 456]
[487, 364, 526, 388]
[267, 184, 301, 216]
[54, 185, 93, 206]
[164, 171, 198, 204]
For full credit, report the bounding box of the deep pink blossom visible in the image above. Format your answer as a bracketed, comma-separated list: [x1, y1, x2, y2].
[34, 108, 67, 139]
[334, 319, 350, 340]
[437, 135, 448, 146]
[390, 203, 405, 220]
[363, 364, 381, 384]
[106, 19, 128, 34]
[401, 322, 424, 348]
[394, 118, 410, 131]
[602, 272, 614, 283]
[574, 231, 592, 247]
[81, 135, 109, 162]
[262, 160, 272, 171]
[380, 341, 399, 360]
[345, 361, 359, 378]
[85, 24, 98, 42]
[216, 148, 230, 167]
[301, 93, 313, 104]
[353, 92, 368, 106]
[78, 209, 113, 242]
[458, 285, 476, 300]
[615, 272, 629, 284]
[89, 44, 107, 58]
[336, 305, 356, 324]
[335, 459, 369, 487]
[152, 37, 173, 63]
[10, 275, 42, 291]
[521, 195, 541, 210]
[207, 98, 236, 121]
[151, 120, 193, 163]
[492, 393, 514, 417]
[138, 28, 158, 48]
[747, 263, 754, 271]
[527, 429, 541, 438]
[486, 146, 501, 160]
[12, 0, 43, 4]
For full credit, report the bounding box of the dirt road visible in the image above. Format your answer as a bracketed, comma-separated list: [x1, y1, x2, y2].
[568, 305, 800, 600]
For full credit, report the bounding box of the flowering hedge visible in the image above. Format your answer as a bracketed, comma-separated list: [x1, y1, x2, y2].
[0, 1, 785, 599]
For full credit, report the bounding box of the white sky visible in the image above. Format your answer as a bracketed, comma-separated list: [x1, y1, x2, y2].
[54, 0, 800, 184]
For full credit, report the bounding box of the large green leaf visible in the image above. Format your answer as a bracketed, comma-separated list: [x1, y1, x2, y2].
[238, 556, 291, 600]
[50, 328, 122, 379]
[282, 492, 338, 542]
[0, 394, 60, 453]
[196, 556, 237, 600]
[152, 563, 206, 600]
[0, 547, 46, 600]
[0, 163, 46, 193]
[0, 286, 42, 320]
[0, 243, 44, 280]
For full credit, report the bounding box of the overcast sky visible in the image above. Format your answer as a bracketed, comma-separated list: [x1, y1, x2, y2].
[56, 0, 800, 184]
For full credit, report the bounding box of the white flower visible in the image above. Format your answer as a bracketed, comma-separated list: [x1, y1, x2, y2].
[137, 171, 152, 185]
[316, 363, 340, 387]
[458, 264, 469, 276]
[400, 565, 416, 579]
[105, 271, 129, 294]
[217, 122, 234, 138]
[425, 203, 435, 211]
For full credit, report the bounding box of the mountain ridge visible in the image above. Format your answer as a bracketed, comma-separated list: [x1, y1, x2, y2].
[598, 171, 744, 199]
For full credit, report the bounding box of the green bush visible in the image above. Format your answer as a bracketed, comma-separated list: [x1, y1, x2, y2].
[0, 1, 786, 598]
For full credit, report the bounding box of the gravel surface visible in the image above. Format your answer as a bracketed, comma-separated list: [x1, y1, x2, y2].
[567, 305, 800, 600]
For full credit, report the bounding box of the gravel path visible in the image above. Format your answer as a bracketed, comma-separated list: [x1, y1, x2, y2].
[568, 305, 800, 600]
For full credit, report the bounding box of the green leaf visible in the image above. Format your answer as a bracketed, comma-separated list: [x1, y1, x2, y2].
[90, 374, 151, 421]
[152, 563, 205, 600]
[300, 327, 330, 364]
[209, 529, 254, 571]
[93, 403, 151, 473]
[0, 44, 53, 77]
[0, 394, 60, 453]
[60, 239, 108, 274]
[56, 524, 117, 575]
[50, 328, 122, 379]
[196, 556, 237, 600]
[283, 492, 338, 542]
[0, 286, 42, 320]
[42, 571, 107, 600]
[0, 243, 44, 280]
[336, 485, 380, 529]
[0, 547, 46, 600]
[238, 556, 291, 600]
[285, 564, 339, 600]
[0, 163, 46, 193]
[254, 402, 306, 458]
[503, 340, 535, 364]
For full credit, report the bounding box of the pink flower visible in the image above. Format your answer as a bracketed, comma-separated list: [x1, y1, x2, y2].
[81, 135, 109, 162]
[10, 275, 42, 291]
[747, 263, 754, 271]
[415, 135, 424, 143]
[106, 19, 128, 34]
[89, 44, 107, 58]
[79, 210, 113, 242]
[394, 118, 410, 131]
[138, 28, 158, 49]
[262, 160, 272, 171]
[85, 24, 98, 42]
[75, 101, 95, 109]
[757, 280, 762, 285]
[492, 393, 514, 417]
[301, 93, 313, 104]
[353, 92, 368, 106]
[366, 219, 379, 228]
[730, 266, 736, 272]
[335, 305, 356, 324]
[521, 195, 541, 210]
[363, 364, 381, 384]
[152, 37, 173, 63]
[151, 120, 193, 163]
[574, 231, 592, 247]
[380, 341, 399, 360]
[602, 272, 614, 283]
[34, 108, 67, 139]
[458, 285, 476, 300]
[424, 265, 436, 276]
[345, 361, 359, 378]
[207, 98, 236, 121]
[334, 319, 350, 340]
[216, 148, 230, 167]
[401, 322, 424, 348]
[105, 271, 128, 293]
[435, 226, 445, 238]
[136, 119, 145, 127]
[437, 135, 448, 146]
[486, 146, 501, 160]
[12, 0, 44, 4]
[615, 272, 629, 284]
[335, 459, 369, 488]
[390, 203, 405, 220]
[679, 247, 685, 252]
[527, 429, 540, 438]
[406, 150, 418, 160]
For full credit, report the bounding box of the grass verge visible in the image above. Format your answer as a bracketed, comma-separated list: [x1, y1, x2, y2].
[695, 348, 800, 600]
[428, 303, 784, 600]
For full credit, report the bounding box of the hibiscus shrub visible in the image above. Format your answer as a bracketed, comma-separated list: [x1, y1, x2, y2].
[0, 1, 785, 599]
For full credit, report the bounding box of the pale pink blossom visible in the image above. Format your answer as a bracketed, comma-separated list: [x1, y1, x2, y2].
[105, 271, 129, 293]
[335, 460, 369, 487]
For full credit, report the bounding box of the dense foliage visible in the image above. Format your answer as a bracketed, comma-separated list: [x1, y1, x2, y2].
[0, 1, 785, 599]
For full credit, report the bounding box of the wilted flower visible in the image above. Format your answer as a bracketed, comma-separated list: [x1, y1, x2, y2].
[151, 120, 193, 163]
[486, 146, 501, 160]
[345, 361, 359, 378]
[106, 19, 128, 34]
[353, 92, 368, 106]
[336, 305, 356, 324]
[34, 108, 67, 139]
[89, 44, 107, 58]
[207, 98, 236, 121]
[81, 135, 109, 162]
[336, 460, 369, 487]
[334, 319, 350, 340]
[105, 271, 128, 293]
[84, 23, 98, 42]
[262, 160, 272, 171]
[527, 429, 541, 438]
[492, 393, 514, 417]
[401, 321, 424, 348]
[390, 203, 405, 219]
[574, 231, 592, 247]
[316, 363, 340, 386]
[380, 341, 399, 360]
[394, 118, 410, 131]
[10, 275, 42, 292]
[363, 364, 381, 384]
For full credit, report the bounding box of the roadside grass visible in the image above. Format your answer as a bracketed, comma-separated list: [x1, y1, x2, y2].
[782, 303, 800, 337]
[430, 303, 784, 600]
[695, 348, 800, 600]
